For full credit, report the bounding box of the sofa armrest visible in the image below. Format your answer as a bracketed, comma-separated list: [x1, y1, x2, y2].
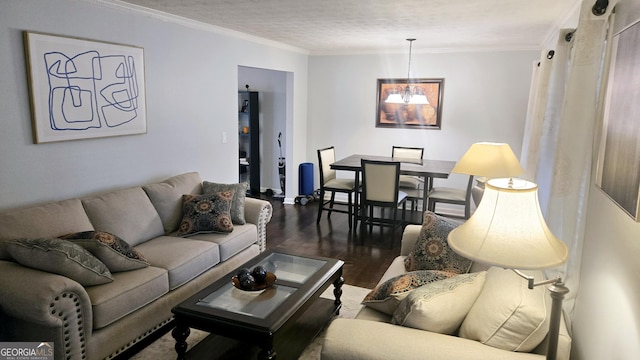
[322, 319, 545, 360]
[243, 197, 273, 252]
[0, 260, 93, 360]
[401, 225, 421, 256]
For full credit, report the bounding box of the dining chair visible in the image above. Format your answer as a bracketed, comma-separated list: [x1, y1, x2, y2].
[360, 159, 407, 247]
[392, 146, 425, 210]
[316, 146, 357, 229]
[427, 174, 474, 219]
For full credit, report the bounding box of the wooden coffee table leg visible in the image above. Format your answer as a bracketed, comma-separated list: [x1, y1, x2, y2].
[172, 322, 190, 360]
[333, 276, 344, 314]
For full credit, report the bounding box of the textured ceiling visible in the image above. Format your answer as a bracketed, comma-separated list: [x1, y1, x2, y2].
[110, 0, 581, 54]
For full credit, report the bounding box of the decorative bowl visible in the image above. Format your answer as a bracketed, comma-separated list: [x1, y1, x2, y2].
[231, 271, 277, 291]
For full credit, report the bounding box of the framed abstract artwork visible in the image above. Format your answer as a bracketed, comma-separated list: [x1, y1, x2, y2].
[24, 32, 146, 143]
[376, 78, 444, 129]
[596, 19, 640, 221]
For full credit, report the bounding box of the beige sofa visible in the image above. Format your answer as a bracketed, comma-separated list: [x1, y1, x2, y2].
[0, 172, 272, 360]
[322, 221, 571, 360]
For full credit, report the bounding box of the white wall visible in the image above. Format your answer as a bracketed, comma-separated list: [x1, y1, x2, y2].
[0, 0, 307, 210]
[307, 51, 538, 190]
[571, 1, 640, 359]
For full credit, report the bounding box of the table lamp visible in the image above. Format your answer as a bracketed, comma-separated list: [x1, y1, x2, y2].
[451, 142, 525, 205]
[448, 177, 569, 360]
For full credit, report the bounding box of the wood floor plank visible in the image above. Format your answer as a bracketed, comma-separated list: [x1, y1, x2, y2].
[264, 196, 402, 289]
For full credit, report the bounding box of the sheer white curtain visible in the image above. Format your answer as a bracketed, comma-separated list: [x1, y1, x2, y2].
[520, 0, 616, 329]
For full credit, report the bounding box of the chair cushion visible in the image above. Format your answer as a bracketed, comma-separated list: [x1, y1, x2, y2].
[324, 178, 355, 191]
[176, 192, 235, 237]
[59, 231, 149, 272]
[0, 198, 95, 260]
[143, 172, 203, 233]
[361, 270, 455, 315]
[202, 181, 249, 225]
[399, 175, 422, 190]
[428, 187, 466, 202]
[404, 211, 472, 274]
[134, 236, 220, 290]
[82, 187, 165, 247]
[86, 266, 168, 329]
[459, 267, 550, 352]
[391, 271, 486, 334]
[6, 238, 113, 286]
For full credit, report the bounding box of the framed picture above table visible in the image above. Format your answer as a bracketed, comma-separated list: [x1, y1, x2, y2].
[376, 78, 444, 129]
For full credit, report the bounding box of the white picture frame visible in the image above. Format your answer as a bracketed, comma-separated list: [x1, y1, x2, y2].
[24, 32, 146, 143]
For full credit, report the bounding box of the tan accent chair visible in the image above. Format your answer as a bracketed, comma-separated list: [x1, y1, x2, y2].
[427, 175, 474, 219]
[392, 146, 424, 210]
[317, 146, 357, 229]
[360, 159, 407, 247]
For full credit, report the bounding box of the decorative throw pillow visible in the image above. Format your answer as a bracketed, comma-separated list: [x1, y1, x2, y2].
[459, 267, 550, 352]
[6, 238, 113, 286]
[59, 231, 149, 272]
[202, 181, 248, 225]
[361, 270, 455, 315]
[392, 271, 487, 334]
[404, 211, 472, 274]
[176, 191, 235, 237]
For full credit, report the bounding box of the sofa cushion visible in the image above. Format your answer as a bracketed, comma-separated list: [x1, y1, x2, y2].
[82, 187, 165, 247]
[188, 223, 257, 261]
[202, 181, 249, 224]
[143, 172, 203, 233]
[176, 192, 234, 237]
[86, 266, 169, 329]
[60, 231, 150, 272]
[459, 267, 550, 352]
[392, 271, 486, 334]
[404, 211, 472, 274]
[362, 270, 455, 315]
[0, 198, 94, 260]
[134, 236, 220, 290]
[6, 238, 113, 286]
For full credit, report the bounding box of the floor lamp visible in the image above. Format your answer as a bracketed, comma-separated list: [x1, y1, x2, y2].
[448, 178, 569, 360]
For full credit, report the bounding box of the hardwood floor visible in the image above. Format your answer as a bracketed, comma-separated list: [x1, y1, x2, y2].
[263, 196, 406, 289]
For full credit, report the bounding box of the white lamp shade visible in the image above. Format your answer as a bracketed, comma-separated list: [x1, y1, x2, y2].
[408, 94, 430, 104]
[385, 93, 405, 104]
[448, 178, 568, 269]
[452, 142, 525, 178]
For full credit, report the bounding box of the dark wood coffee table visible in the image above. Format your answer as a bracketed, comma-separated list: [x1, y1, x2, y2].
[171, 250, 344, 360]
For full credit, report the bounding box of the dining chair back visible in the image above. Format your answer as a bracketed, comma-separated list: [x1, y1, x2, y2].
[317, 146, 357, 229]
[427, 175, 475, 219]
[360, 159, 407, 247]
[392, 146, 424, 160]
[392, 146, 425, 210]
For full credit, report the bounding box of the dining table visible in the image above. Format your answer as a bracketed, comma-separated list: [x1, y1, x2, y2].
[330, 154, 456, 225]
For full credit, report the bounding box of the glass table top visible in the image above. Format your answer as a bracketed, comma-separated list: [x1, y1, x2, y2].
[196, 252, 328, 319]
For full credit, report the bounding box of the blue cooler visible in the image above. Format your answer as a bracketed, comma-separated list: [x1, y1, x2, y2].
[298, 162, 314, 196]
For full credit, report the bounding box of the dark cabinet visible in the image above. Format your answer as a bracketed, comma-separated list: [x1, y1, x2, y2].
[238, 91, 260, 196]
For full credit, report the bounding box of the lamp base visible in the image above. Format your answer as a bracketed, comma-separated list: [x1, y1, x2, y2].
[546, 281, 569, 360]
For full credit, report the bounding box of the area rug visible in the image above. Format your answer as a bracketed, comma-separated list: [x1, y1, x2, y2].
[131, 284, 371, 360]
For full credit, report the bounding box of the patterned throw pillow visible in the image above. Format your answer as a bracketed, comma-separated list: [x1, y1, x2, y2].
[361, 270, 456, 315]
[176, 191, 235, 237]
[404, 211, 472, 274]
[59, 231, 149, 272]
[392, 271, 487, 334]
[202, 181, 248, 225]
[6, 238, 113, 286]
